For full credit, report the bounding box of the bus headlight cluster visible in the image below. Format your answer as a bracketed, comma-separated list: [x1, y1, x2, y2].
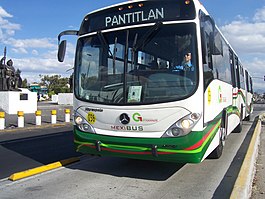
[74, 113, 96, 133]
[163, 113, 201, 137]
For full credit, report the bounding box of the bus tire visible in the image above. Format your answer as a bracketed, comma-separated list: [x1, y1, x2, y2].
[208, 110, 227, 159]
[208, 136, 224, 159]
[245, 114, 251, 121]
[233, 105, 243, 133]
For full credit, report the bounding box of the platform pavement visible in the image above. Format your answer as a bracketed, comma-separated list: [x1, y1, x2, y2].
[0, 101, 73, 129]
[251, 118, 265, 199]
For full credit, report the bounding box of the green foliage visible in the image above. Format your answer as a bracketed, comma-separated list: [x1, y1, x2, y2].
[40, 74, 71, 94]
[48, 90, 55, 97]
[21, 78, 28, 88]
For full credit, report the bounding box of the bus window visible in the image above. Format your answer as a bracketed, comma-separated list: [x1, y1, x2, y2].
[239, 64, 245, 90]
[200, 12, 214, 89]
[245, 70, 250, 92]
[250, 77, 253, 94]
[212, 38, 231, 84]
[235, 57, 240, 88]
[229, 50, 236, 87]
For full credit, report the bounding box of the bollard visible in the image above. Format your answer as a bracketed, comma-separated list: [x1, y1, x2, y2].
[51, 110, 57, 124]
[0, 112, 5, 130]
[17, 111, 24, 128]
[65, 109, 70, 123]
[35, 110, 42, 126]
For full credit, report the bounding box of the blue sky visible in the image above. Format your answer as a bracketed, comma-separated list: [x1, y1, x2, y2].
[0, 0, 265, 92]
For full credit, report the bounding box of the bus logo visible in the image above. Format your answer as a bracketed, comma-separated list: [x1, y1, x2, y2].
[218, 86, 222, 103]
[119, 113, 130, 125]
[133, 112, 143, 122]
[133, 112, 158, 123]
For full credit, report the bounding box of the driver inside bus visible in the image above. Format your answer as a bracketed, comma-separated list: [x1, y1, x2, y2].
[182, 53, 193, 71]
[172, 52, 194, 72]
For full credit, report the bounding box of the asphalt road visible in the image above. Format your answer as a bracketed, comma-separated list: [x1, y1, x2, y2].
[0, 104, 264, 199]
[0, 125, 80, 179]
[0, 108, 262, 199]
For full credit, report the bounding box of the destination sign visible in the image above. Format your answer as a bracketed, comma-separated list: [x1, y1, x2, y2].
[79, 0, 195, 35]
[105, 8, 164, 27]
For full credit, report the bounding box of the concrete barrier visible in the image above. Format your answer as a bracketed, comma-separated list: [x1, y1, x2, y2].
[0, 90, 37, 114]
[0, 108, 72, 130]
[35, 110, 42, 126]
[65, 109, 70, 122]
[58, 93, 73, 105]
[17, 111, 24, 128]
[51, 110, 57, 124]
[0, 112, 5, 129]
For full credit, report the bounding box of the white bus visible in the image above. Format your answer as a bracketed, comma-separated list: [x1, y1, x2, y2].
[58, 0, 253, 163]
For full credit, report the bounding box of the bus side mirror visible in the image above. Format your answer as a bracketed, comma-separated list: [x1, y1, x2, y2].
[58, 40, 67, 62]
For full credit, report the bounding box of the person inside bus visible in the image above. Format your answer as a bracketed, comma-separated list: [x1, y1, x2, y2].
[172, 52, 193, 72]
[182, 52, 193, 71]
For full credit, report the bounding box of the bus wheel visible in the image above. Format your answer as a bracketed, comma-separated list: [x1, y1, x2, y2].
[233, 105, 243, 133]
[245, 114, 251, 121]
[208, 110, 227, 159]
[208, 135, 224, 159]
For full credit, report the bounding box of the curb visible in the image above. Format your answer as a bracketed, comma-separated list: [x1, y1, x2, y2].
[230, 115, 263, 199]
[8, 157, 80, 181]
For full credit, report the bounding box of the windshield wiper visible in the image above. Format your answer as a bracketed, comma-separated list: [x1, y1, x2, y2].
[97, 31, 118, 75]
[113, 37, 117, 74]
[132, 21, 163, 52]
[131, 33, 138, 71]
[97, 31, 113, 57]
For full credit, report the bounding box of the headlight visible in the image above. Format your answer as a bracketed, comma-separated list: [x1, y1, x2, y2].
[75, 116, 83, 125]
[181, 119, 192, 129]
[74, 113, 96, 133]
[163, 113, 201, 138]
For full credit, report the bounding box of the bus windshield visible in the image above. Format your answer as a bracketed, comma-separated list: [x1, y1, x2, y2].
[75, 23, 198, 105]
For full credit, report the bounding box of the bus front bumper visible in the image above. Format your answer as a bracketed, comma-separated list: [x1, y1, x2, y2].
[73, 123, 220, 163]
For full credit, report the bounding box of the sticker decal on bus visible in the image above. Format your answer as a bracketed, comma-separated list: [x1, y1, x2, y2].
[87, 112, 96, 124]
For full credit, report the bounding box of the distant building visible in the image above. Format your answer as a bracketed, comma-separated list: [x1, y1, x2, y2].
[29, 84, 49, 101]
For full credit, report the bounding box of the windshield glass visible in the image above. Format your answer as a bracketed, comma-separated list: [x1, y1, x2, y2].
[75, 23, 198, 105]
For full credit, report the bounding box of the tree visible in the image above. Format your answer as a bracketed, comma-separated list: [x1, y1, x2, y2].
[40, 74, 71, 95]
[21, 78, 28, 88]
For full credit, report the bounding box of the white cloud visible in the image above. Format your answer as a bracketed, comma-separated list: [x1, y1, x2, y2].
[221, 21, 265, 55]
[13, 56, 74, 79]
[6, 38, 56, 49]
[220, 7, 265, 92]
[253, 6, 265, 22]
[0, 6, 20, 41]
[5, 37, 75, 83]
[11, 47, 28, 54]
[0, 6, 12, 18]
[244, 58, 265, 74]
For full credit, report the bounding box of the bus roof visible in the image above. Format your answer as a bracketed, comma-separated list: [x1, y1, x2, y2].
[79, 0, 209, 35]
[86, 0, 209, 17]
